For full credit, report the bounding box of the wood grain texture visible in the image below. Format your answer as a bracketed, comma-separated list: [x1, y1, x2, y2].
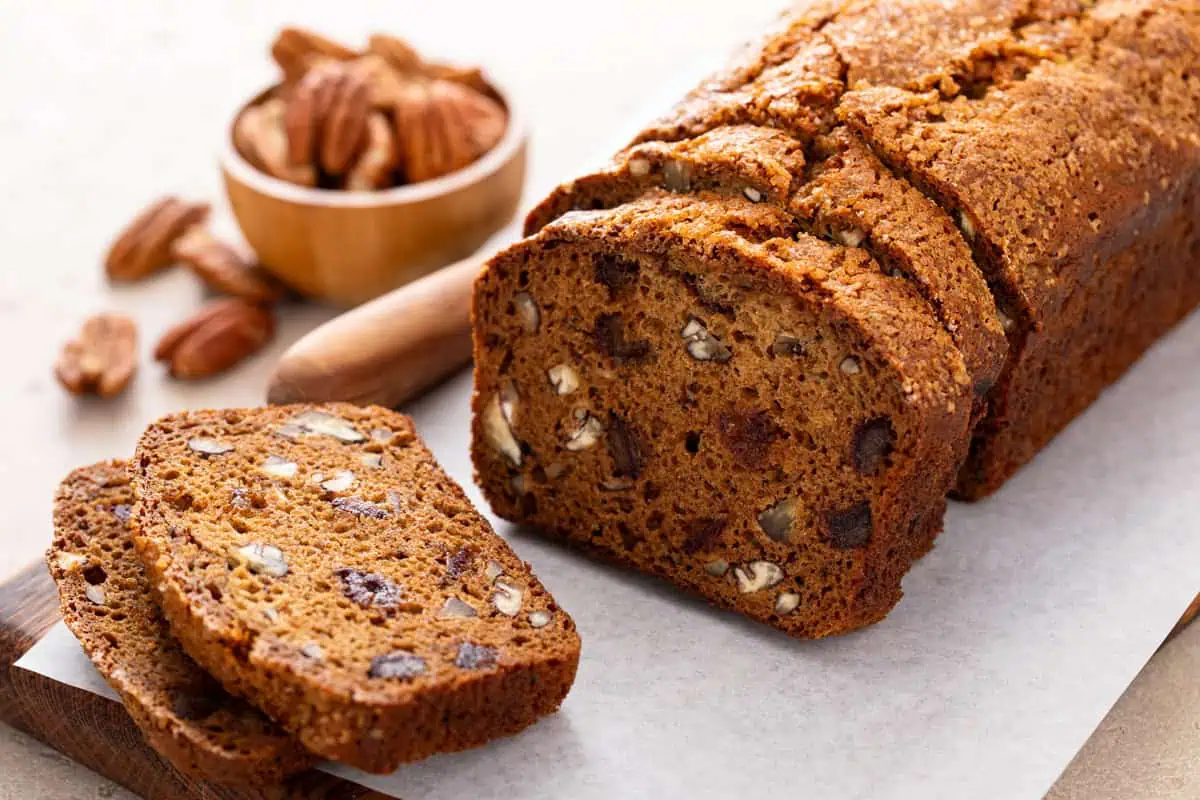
[266, 247, 485, 408]
[0, 563, 390, 800]
[2, 559, 1197, 798]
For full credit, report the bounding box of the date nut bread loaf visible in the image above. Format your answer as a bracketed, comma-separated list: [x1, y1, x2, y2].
[474, 0, 1200, 634]
[48, 461, 314, 786]
[473, 193, 972, 637]
[130, 404, 580, 774]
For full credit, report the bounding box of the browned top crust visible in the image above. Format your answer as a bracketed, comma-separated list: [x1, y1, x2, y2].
[525, 122, 1007, 396]
[539, 192, 972, 411]
[130, 403, 580, 774]
[839, 0, 1200, 329]
[48, 461, 313, 787]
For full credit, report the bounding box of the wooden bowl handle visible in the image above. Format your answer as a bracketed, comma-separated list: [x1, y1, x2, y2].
[266, 251, 486, 408]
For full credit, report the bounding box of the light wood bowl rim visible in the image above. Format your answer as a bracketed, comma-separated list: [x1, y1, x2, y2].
[220, 76, 528, 208]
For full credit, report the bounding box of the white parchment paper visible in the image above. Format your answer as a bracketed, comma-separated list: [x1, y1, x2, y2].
[19, 312, 1200, 798]
[13, 5, 1200, 793]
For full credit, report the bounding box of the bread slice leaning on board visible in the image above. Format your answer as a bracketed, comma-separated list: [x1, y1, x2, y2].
[47, 461, 315, 786]
[128, 404, 580, 774]
[471, 0, 1200, 637]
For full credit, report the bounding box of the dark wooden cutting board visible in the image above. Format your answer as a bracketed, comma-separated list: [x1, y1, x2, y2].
[0, 562, 389, 800]
[3, 559, 1197, 799]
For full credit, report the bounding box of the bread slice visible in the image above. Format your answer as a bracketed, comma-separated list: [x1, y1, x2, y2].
[47, 461, 313, 786]
[472, 193, 972, 637]
[524, 124, 1006, 399]
[130, 404, 580, 774]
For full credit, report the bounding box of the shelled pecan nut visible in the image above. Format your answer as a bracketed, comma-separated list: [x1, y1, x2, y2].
[285, 62, 371, 176]
[393, 79, 507, 183]
[55, 313, 138, 397]
[271, 27, 358, 85]
[171, 228, 284, 302]
[155, 298, 275, 379]
[345, 112, 399, 191]
[105, 197, 210, 282]
[235, 98, 317, 186]
[366, 33, 425, 75]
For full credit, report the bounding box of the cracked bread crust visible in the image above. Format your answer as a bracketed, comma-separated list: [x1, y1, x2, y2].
[523, 124, 1007, 401]
[130, 405, 580, 774]
[48, 461, 313, 787]
[576, 0, 1200, 497]
[472, 195, 972, 637]
[839, 0, 1200, 494]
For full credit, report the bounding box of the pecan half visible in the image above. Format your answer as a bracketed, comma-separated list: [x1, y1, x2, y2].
[171, 228, 283, 302]
[285, 63, 343, 168]
[55, 313, 137, 397]
[345, 112, 399, 191]
[392, 79, 507, 183]
[234, 98, 317, 186]
[285, 62, 371, 177]
[366, 33, 492, 96]
[155, 298, 275, 379]
[349, 54, 408, 109]
[270, 27, 358, 85]
[105, 197, 210, 282]
[366, 33, 425, 75]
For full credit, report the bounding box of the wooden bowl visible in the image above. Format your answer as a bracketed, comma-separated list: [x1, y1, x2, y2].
[221, 81, 527, 307]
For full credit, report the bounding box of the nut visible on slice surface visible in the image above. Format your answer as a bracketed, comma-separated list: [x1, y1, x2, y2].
[188, 438, 234, 456]
[775, 592, 801, 614]
[513, 292, 540, 333]
[491, 579, 523, 616]
[236, 542, 289, 577]
[681, 316, 731, 362]
[733, 561, 785, 594]
[55, 313, 138, 398]
[261, 455, 299, 478]
[171, 227, 283, 302]
[758, 497, 798, 544]
[282, 409, 365, 442]
[154, 298, 275, 380]
[438, 596, 478, 618]
[547, 364, 580, 395]
[564, 410, 603, 452]
[105, 196, 210, 282]
[482, 384, 522, 465]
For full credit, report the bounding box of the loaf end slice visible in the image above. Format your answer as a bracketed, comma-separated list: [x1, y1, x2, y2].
[131, 405, 580, 774]
[473, 195, 973, 638]
[48, 461, 314, 787]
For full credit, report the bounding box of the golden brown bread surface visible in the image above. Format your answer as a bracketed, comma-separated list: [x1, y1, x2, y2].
[131, 404, 580, 774]
[47, 461, 313, 786]
[474, 194, 971, 637]
[526, 0, 1200, 497]
[474, 0, 1200, 634]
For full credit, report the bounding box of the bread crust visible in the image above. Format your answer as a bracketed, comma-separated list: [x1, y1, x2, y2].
[131, 404, 580, 774]
[473, 195, 971, 637]
[48, 461, 314, 787]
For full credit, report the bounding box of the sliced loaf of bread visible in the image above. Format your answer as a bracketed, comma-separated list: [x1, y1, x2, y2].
[472, 193, 971, 637]
[130, 404, 580, 774]
[48, 461, 313, 786]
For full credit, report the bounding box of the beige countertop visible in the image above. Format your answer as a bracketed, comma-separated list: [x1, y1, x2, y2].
[1, 1, 1194, 797]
